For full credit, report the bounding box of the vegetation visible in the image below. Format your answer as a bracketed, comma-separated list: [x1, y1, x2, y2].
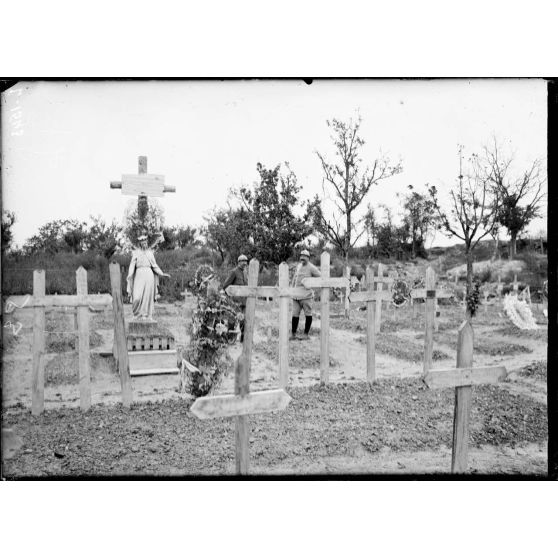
[314, 114, 402, 263]
[483, 138, 546, 259]
[429, 146, 500, 317]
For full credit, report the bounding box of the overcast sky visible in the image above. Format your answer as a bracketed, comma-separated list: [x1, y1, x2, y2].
[1, 79, 547, 249]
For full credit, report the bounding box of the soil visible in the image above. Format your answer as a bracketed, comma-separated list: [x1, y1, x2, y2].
[1, 297, 548, 476]
[1, 379, 548, 477]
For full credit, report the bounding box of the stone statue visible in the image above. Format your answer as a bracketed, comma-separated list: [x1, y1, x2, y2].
[126, 232, 170, 321]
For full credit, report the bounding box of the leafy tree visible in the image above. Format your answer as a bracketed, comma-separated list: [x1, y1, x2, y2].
[1, 210, 16, 252]
[85, 215, 123, 259]
[482, 139, 546, 259]
[202, 206, 253, 264]
[375, 205, 409, 258]
[398, 185, 438, 258]
[160, 225, 199, 250]
[429, 146, 500, 318]
[363, 204, 378, 250]
[235, 162, 319, 264]
[123, 198, 164, 247]
[315, 114, 402, 263]
[23, 219, 87, 255]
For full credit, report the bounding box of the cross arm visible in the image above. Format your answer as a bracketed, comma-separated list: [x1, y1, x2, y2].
[29, 294, 113, 308]
[190, 389, 292, 419]
[302, 277, 349, 289]
[424, 365, 507, 389]
[410, 288, 453, 300]
[110, 180, 176, 194]
[348, 290, 393, 303]
[225, 285, 310, 298]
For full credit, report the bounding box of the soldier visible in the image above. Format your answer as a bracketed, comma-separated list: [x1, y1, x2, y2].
[291, 249, 321, 340]
[222, 254, 249, 342]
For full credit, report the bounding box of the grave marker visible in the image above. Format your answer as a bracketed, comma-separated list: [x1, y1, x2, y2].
[423, 321, 507, 473]
[7, 269, 113, 415]
[191, 259, 292, 475]
[349, 266, 392, 383]
[226, 261, 307, 388]
[412, 267, 452, 373]
[301, 252, 349, 384]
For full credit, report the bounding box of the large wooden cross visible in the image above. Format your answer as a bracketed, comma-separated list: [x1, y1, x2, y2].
[6, 268, 113, 415]
[301, 251, 349, 385]
[190, 259, 292, 475]
[423, 321, 508, 473]
[412, 267, 453, 372]
[110, 156, 175, 198]
[348, 265, 392, 383]
[224, 261, 307, 388]
[110, 156, 175, 237]
[372, 263, 394, 332]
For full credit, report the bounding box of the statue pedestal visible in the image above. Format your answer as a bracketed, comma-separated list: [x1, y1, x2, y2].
[126, 319, 178, 376]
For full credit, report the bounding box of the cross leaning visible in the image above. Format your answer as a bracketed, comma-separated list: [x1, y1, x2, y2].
[423, 320, 507, 473]
[190, 259, 293, 475]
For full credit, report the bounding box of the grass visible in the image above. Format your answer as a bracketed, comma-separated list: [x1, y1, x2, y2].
[430, 331, 532, 357]
[357, 332, 449, 362]
[45, 353, 114, 386]
[517, 361, 547, 381]
[45, 312, 103, 352]
[492, 325, 548, 341]
[254, 339, 339, 368]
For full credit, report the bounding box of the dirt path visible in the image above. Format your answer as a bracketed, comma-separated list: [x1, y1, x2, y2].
[2, 300, 547, 410]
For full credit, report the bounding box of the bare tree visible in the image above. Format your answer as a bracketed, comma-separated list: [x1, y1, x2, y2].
[315, 114, 402, 263]
[429, 146, 500, 318]
[483, 138, 546, 259]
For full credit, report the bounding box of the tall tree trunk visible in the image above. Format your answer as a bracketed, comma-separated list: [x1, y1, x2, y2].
[509, 231, 517, 260]
[465, 243, 473, 321]
[345, 209, 351, 266]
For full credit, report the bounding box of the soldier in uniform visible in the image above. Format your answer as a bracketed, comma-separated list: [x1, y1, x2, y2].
[222, 254, 249, 342]
[291, 249, 321, 340]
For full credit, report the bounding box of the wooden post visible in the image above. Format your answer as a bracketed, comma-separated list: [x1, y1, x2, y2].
[278, 263, 290, 389]
[234, 356, 250, 474]
[76, 266, 91, 411]
[320, 252, 330, 385]
[366, 266, 376, 383]
[375, 263, 385, 332]
[109, 262, 132, 407]
[451, 321, 474, 473]
[242, 259, 259, 369]
[344, 265, 351, 318]
[513, 274, 518, 294]
[31, 270, 46, 416]
[423, 267, 436, 375]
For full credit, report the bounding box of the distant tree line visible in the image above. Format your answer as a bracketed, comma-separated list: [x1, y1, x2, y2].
[2, 118, 545, 308]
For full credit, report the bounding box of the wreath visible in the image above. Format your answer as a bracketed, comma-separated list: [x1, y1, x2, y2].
[179, 264, 241, 398]
[503, 294, 539, 330]
[391, 279, 410, 307]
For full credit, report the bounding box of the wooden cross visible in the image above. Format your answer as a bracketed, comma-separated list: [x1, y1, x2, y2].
[110, 156, 175, 198]
[110, 156, 175, 237]
[190, 259, 292, 474]
[371, 263, 394, 332]
[412, 267, 452, 372]
[423, 321, 507, 473]
[301, 251, 349, 384]
[225, 261, 307, 388]
[348, 265, 392, 383]
[6, 268, 113, 415]
[497, 275, 503, 300]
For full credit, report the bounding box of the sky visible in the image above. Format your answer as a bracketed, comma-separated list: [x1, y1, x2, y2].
[1, 79, 548, 249]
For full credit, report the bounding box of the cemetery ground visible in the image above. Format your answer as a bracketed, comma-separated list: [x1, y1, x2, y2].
[2, 296, 548, 477]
